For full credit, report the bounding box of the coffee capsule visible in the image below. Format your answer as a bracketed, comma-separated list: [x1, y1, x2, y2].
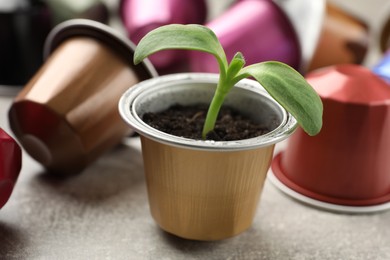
[189, 0, 301, 73]
[271, 64, 390, 213]
[373, 49, 390, 83]
[119, 0, 207, 69]
[0, 128, 22, 209]
[45, 0, 109, 24]
[8, 19, 157, 174]
[308, 3, 368, 71]
[0, 0, 52, 86]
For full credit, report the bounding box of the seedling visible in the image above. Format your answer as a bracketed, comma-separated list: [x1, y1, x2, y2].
[134, 24, 323, 138]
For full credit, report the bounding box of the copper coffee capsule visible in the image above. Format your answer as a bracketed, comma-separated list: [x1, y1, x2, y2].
[8, 19, 157, 174]
[379, 6, 390, 53]
[308, 3, 368, 71]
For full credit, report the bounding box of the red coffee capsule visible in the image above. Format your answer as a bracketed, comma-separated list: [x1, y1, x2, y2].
[271, 64, 390, 213]
[0, 128, 22, 209]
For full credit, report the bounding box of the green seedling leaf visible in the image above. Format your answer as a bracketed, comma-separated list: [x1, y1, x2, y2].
[227, 52, 245, 80]
[133, 24, 323, 138]
[238, 62, 323, 136]
[134, 24, 228, 78]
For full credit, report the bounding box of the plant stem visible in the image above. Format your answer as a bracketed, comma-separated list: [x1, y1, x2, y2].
[202, 77, 233, 139]
[202, 90, 226, 139]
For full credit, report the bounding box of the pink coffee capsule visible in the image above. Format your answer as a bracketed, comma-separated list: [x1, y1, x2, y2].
[190, 0, 301, 73]
[0, 128, 22, 209]
[120, 0, 207, 69]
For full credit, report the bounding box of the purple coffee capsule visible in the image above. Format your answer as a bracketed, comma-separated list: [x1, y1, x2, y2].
[119, 0, 207, 69]
[190, 0, 301, 73]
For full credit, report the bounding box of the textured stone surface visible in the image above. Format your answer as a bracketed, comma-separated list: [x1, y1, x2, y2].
[1, 93, 390, 259]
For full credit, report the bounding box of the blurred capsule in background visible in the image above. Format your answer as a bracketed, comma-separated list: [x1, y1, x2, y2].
[190, 0, 301, 73]
[0, 128, 21, 209]
[119, 0, 207, 70]
[379, 7, 390, 53]
[8, 20, 157, 175]
[0, 0, 109, 90]
[45, 0, 109, 24]
[308, 3, 369, 71]
[375, 5, 390, 83]
[373, 49, 390, 83]
[0, 0, 52, 86]
[273, 0, 325, 73]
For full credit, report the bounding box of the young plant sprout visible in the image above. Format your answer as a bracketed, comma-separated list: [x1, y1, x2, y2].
[134, 24, 323, 139]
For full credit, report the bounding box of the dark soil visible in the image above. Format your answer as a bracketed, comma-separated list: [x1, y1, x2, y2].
[142, 104, 274, 141]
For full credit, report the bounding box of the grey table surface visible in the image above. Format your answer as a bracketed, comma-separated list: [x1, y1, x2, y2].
[1, 0, 390, 259]
[0, 95, 389, 260]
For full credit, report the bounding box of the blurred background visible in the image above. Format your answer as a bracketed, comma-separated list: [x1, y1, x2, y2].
[1, 0, 389, 96]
